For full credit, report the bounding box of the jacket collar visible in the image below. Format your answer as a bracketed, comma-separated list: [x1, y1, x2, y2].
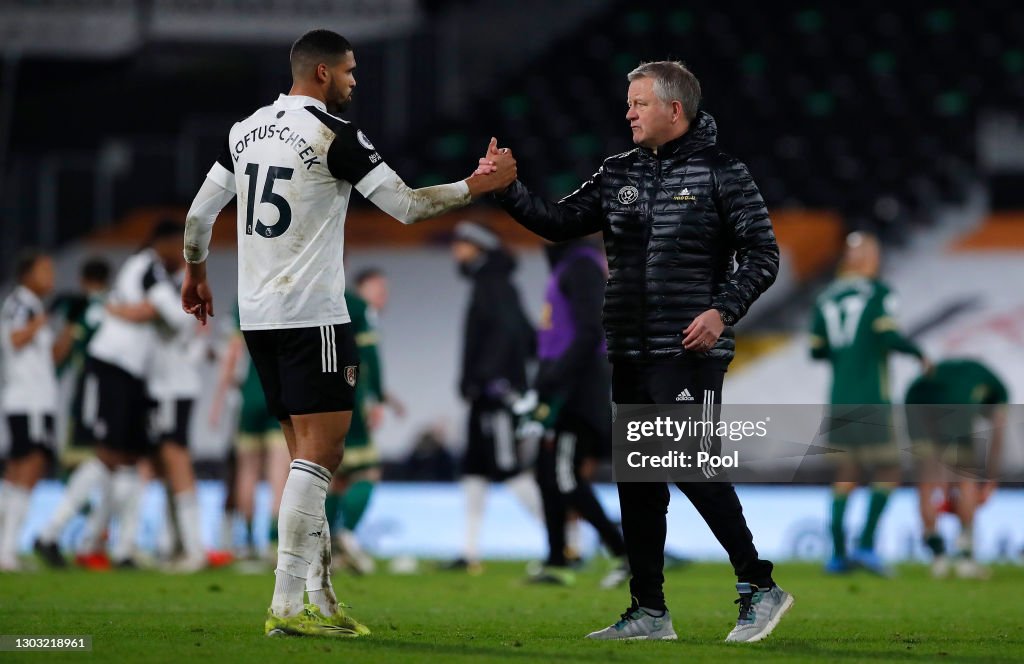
[640, 110, 718, 160]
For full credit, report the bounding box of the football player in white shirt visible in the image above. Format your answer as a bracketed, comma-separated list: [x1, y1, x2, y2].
[0, 251, 74, 570]
[146, 259, 209, 571]
[181, 29, 515, 637]
[35, 223, 190, 568]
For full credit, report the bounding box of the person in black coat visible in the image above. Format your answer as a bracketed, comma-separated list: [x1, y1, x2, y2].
[475, 61, 790, 643]
[447, 221, 542, 573]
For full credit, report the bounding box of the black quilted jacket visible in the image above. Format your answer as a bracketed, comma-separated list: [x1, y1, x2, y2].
[496, 111, 779, 363]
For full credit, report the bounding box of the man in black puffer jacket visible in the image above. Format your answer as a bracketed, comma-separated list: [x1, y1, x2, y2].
[477, 61, 791, 643]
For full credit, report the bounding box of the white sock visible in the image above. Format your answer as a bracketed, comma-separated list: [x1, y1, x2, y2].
[272, 460, 331, 618]
[462, 475, 488, 562]
[156, 494, 175, 558]
[76, 478, 113, 555]
[956, 526, 973, 557]
[306, 512, 338, 616]
[0, 480, 10, 536]
[110, 466, 142, 562]
[221, 510, 238, 551]
[506, 472, 544, 522]
[174, 491, 205, 560]
[40, 457, 110, 543]
[0, 485, 30, 562]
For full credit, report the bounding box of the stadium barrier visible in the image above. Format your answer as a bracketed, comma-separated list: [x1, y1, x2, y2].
[17, 482, 1023, 563]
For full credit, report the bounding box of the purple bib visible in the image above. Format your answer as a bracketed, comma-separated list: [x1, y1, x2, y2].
[538, 246, 607, 360]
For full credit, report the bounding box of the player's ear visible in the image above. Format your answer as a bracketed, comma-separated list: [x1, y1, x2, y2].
[316, 62, 329, 84]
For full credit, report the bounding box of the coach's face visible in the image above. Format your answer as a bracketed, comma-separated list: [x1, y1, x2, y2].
[626, 77, 684, 149]
[324, 50, 357, 114]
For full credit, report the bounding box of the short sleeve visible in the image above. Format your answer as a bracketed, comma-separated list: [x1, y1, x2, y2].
[207, 136, 236, 192]
[305, 106, 384, 185]
[0, 297, 30, 330]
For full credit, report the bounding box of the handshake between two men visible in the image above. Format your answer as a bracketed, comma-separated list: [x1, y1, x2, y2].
[463, 137, 517, 197]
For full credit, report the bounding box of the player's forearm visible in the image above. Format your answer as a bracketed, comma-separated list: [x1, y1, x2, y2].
[367, 174, 471, 225]
[881, 330, 923, 358]
[52, 325, 75, 364]
[108, 302, 159, 323]
[184, 177, 235, 263]
[9, 317, 45, 349]
[184, 203, 217, 264]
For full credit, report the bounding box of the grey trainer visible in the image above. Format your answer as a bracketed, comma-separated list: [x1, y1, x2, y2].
[725, 582, 794, 643]
[585, 602, 677, 640]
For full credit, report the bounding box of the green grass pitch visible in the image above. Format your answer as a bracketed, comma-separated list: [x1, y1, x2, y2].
[2, 561, 1023, 663]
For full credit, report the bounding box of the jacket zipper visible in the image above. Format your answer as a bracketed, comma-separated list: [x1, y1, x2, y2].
[640, 156, 660, 357]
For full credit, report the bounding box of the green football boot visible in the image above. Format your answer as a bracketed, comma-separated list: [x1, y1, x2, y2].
[265, 603, 362, 638]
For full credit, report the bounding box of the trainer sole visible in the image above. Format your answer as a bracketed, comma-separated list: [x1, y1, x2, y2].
[265, 625, 361, 638]
[586, 632, 678, 641]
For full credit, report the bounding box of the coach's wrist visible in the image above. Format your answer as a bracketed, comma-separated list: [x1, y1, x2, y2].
[714, 307, 736, 327]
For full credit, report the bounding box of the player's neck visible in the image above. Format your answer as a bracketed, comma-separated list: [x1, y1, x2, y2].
[287, 83, 326, 105]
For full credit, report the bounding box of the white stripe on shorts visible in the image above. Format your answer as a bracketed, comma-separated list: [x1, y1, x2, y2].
[328, 325, 337, 373]
[320, 326, 328, 373]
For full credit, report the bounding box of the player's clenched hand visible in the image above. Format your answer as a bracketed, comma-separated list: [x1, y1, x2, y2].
[474, 136, 501, 175]
[182, 265, 214, 325]
[682, 309, 725, 352]
[466, 137, 517, 197]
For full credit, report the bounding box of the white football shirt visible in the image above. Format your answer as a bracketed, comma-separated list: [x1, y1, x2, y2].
[207, 94, 393, 331]
[148, 273, 204, 400]
[0, 285, 58, 414]
[88, 250, 185, 378]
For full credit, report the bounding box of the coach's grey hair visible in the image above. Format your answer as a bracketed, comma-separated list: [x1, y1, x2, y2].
[627, 61, 701, 122]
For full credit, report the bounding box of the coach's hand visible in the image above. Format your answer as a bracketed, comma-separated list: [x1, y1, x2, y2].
[182, 262, 215, 325]
[682, 309, 725, 352]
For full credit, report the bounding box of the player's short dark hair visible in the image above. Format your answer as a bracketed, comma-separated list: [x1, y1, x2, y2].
[80, 257, 111, 285]
[291, 29, 353, 75]
[14, 249, 46, 281]
[355, 267, 386, 287]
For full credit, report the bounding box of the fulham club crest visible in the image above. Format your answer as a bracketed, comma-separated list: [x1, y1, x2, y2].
[344, 365, 358, 387]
